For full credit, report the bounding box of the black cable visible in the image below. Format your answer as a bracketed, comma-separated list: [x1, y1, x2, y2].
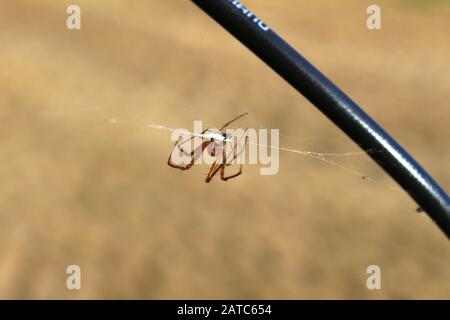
[191, 0, 450, 238]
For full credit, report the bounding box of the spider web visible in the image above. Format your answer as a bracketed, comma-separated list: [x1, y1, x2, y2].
[147, 116, 401, 193]
[44, 104, 401, 194]
[39, 0, 404, 195]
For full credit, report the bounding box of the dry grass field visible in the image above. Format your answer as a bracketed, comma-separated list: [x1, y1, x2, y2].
[0, 0, 449, 299]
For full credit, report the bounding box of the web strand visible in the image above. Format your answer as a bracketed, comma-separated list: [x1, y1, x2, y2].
[148, 123, 401, 192]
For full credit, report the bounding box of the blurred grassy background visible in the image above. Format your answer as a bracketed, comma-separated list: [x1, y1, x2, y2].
[0, 0, 449, 299]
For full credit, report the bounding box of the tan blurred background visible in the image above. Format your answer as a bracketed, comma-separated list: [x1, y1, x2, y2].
[0, 0, 449, 299]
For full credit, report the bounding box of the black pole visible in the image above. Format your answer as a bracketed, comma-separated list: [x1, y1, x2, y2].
[191, 0, 450, 238]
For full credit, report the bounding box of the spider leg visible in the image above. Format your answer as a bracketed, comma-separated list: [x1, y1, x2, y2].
[221, 164, 242, 181]
[176, 128, 209, 156]
[205, 156, 224, 183]
[219, 129, 249, 181]
[225, 128, 248, 166]
[219, 112, 248, 131]
[168, 128, 211, 169]
[168, 140, 212, 170]
[221, 147, 243, 181]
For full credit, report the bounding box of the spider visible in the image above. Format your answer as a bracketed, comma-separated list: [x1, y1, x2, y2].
[167, 113, 249, 183]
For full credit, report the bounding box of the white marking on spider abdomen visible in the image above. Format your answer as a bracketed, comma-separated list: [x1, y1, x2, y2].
[204, 131, 227, 142]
